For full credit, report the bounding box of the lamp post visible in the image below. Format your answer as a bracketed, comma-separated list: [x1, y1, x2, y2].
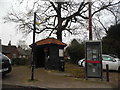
[31, 12, 36, 80]
[88, 0, 92, 40]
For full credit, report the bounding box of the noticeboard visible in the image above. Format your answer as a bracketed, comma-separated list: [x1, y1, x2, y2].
[85, 40, 102, 79]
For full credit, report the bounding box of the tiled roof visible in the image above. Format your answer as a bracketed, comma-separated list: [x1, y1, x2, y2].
[35, 38, 66, 46]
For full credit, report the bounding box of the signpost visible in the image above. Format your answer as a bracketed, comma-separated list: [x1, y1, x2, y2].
[31, 12, 36, 80]
[85, 41, 102, 80]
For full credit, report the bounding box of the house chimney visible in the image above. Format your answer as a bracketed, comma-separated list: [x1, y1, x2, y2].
[8, 40, 11, 46]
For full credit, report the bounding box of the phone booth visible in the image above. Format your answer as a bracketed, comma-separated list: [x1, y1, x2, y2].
[85, 40, 102, 79]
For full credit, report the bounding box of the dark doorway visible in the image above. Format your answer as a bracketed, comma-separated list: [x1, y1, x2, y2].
[35, 47, 45, 68]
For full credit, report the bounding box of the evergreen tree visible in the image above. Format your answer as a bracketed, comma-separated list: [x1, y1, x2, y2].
[102, 23, 120, 58]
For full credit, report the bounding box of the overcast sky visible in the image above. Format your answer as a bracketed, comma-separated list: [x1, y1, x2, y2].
[0, 0, 80, 46]
[0, 0, 40, 46]
[0, 0, 118, 46]
[0, 0, 25, 45]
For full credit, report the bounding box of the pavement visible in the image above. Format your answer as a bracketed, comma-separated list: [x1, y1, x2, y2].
[2, 66, 116, 89]
[2, 84, 48, 90]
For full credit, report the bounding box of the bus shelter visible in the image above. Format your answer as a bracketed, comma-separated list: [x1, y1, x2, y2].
[31, 38, 66, 71]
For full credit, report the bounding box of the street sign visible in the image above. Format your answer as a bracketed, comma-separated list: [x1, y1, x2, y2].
[85, 40, 102, 79]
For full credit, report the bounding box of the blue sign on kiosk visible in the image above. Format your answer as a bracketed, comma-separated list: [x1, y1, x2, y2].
[85, 40, 102, 79]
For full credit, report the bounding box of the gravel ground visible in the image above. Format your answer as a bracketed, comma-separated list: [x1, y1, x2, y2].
[2, 65, 119, 89]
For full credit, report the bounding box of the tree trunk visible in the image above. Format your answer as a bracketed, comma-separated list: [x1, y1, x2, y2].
[57, 30, 62, 41]
[57, 2, 62, 41]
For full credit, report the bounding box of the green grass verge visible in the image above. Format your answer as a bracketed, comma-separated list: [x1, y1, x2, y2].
[65, 63, 85, 78]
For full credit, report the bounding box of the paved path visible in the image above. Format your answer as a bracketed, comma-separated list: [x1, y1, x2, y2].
[2, 66, 113, 89]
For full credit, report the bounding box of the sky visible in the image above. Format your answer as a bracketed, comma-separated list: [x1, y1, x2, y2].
[0, 0, 118, 46]
[0, 0, 83, 46]
[0, 0, 47, 46]
[0, 0, 29, 46]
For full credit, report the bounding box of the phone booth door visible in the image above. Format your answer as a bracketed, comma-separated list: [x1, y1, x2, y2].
[85, 41, 102, 79]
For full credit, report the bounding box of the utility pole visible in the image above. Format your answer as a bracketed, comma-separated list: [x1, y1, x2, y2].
[88, 0, 92, 40]
[31, 12, 36, 80]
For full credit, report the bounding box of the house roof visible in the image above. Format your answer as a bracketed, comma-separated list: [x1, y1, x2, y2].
[2, 45, 18, 54]
[35, 38, 67, 46]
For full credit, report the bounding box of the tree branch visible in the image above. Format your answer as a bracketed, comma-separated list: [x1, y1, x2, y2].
[50, 2, 58, 14]
[92, 1, 120, 17]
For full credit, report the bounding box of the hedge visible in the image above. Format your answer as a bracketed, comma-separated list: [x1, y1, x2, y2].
[12, 58, 26, 65]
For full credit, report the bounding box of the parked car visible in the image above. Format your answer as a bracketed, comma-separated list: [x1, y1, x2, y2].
[78, 59, 85, 67]
[0, 53, 12, 75]
[78, 54, 120, 71]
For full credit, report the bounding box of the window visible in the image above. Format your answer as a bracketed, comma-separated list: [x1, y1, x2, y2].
[102, 56, 113, 61]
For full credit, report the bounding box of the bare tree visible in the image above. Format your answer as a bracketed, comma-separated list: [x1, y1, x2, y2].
[105, 1, 120, 25]
[17, 40, 29, 50]
[92, 1, 120, 40]
[3, 0, 120, 41]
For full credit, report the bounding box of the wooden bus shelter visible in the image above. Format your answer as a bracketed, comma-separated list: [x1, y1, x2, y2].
[31, 38, 66, 71]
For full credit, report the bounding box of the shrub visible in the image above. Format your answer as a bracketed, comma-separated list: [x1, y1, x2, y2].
[66, 39, 85, 64]
[12, 58, 26, 65]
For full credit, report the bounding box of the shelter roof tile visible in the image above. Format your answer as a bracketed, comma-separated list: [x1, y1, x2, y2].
[35, 38, 66, 46]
